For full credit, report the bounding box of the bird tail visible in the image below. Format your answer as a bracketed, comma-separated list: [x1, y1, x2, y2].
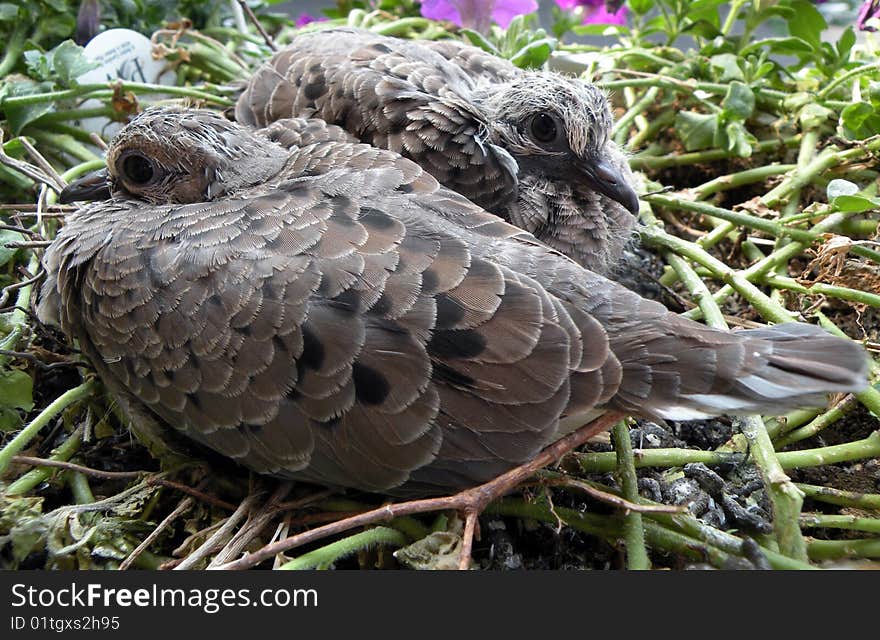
[608, 320, 869, 421]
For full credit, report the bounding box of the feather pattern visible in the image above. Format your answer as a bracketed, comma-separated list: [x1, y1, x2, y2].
[40, 108, 869, 495]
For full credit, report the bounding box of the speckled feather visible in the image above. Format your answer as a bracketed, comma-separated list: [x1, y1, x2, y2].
[234, 28, 639, 273]
[40, 108, 869, 495]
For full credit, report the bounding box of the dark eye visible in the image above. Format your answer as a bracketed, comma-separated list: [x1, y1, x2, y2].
[529, 113, 558, 144]
[120, 152, 157, 186]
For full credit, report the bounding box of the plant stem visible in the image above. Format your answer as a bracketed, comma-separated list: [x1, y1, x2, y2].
[611, 420, 650, 569]
[800, 514, 880, 534]
[738, 416, 808, 560]
[0, 380, 95, 476]
[279, 527, 408, 570]
[796, 483, 880, 510]
[630, 136, 799, 170]
[5, 427, 84, 496]
[0, 82, 232, 108]
[807, 538, 880, 561]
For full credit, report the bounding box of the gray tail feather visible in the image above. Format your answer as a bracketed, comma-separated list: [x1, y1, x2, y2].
[614, 322, 869, 421]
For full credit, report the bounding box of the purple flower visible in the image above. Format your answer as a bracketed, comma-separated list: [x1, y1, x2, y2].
[420, 0, 539, 33]
[555, 0, 628, 26]
[295, 14, 327, 28]
[858, 1, 880, 31]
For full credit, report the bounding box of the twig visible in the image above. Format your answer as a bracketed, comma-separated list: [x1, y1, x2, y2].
[147, 477, 237, 511]
[174, 491, 264, 570]
[9, 455, 148, 480]
[213, 411, 626, 570]
[120, 496, 194, 570]
[235, 0, 276, 51]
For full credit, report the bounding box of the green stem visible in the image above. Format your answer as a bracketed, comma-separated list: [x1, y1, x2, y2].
[0, 23, 26, 77]
[630, 137, 799, 170]
[760, 273, 880, 308]
[795, 484, 880, 511]
[0, 380, 95, 476]
[575, 432, 880, 473]
[693, 164, 797, 200]
[612, 86, 660, 145]
[611, 420, 650, 570]
[817, 61, 880, 99]
[807, 538, 880, 561]
[800, 514, 880, 534]
[739, 416, 808, 561]
[279, 527, 408, 570]
[371, 17, 431, 36]
[4, 427, 84, 496]
[0, 82, 232, 108]
[69, 471, 95, 504]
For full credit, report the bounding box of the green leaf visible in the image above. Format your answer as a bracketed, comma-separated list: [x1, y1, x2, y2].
[0, 2, 20, 21]
[0, 368, 34, 413]
[709, 53, 744, 82]
[675, 111, 718, 151]
[836, 27, 856, 62]
[23, 50, 53, 82]
[683, 19, 721, 39]
[740, 37, 814, 57]
[831, 195, 880, 213]
[458, 29, 500, 55]
[798, 103, 833, 129]
[716, 120, 754, 157]
[572, 23, 630, 36]
[721, 81, 755, 120]
[51, 40, 98, 87]
[784, 0, 827, 49]
[1, 79, 56, 136]
[628, 0, 655, 16]
[509, 38, 555, 69]
[0, 229, 25, 267]
[841, 102, 880, 139]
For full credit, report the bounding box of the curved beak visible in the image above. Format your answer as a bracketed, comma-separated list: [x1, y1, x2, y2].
[576, 156, 639, 215]
[59, 168, 111, 204]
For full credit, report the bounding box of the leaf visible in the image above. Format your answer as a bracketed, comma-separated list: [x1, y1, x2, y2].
[509, 38, 555, 69]
[840, 102, 880, 139]
[52, 40, 98, 87]
[798, 103, 833, 129]
[0, 368, 34, 425]
[831, 195, 880, 213]
[721, 81, 755, 120]
[675, 111, 718, 151]
[23, 50, 53, 82]
[459, 29, 500, 55]
[0, 2, 20, 21]
[784, 0, 827, 50]
[709, 53, 744, 82]
[740, 37, 814, 57]
[836, 26, 856, 62]
[628, 0, 654, 15]
[717, 120, 754, 157]
[572, 23, 630, 37]
[1, 79, 56, 136]
[0, 229, 25, 267]
[684, 19, 721, 39]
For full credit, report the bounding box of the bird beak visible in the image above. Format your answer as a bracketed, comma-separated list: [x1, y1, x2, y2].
[576, 156, 639, 215]
[59, 168, 111, 203]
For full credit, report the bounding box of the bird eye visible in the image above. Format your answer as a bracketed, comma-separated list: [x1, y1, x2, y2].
[120, 152, 158, 186]
[529, 113, 559, 144]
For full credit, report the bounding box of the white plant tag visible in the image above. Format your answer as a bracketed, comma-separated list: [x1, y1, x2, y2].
[76, 29, 175, 138]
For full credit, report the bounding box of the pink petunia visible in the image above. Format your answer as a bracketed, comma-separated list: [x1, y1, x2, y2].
[555, 0, 628, 26]
[420, 0, 539, 32]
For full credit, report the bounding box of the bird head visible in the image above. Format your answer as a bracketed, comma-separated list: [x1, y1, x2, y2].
[482, 74, 638, 215]
[478, 73, 640, 271]
[60, 106, 290, 204]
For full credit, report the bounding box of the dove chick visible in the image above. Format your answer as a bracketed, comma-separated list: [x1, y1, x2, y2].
[42, 108, 868, 495]
[235, 28, 639, 273]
